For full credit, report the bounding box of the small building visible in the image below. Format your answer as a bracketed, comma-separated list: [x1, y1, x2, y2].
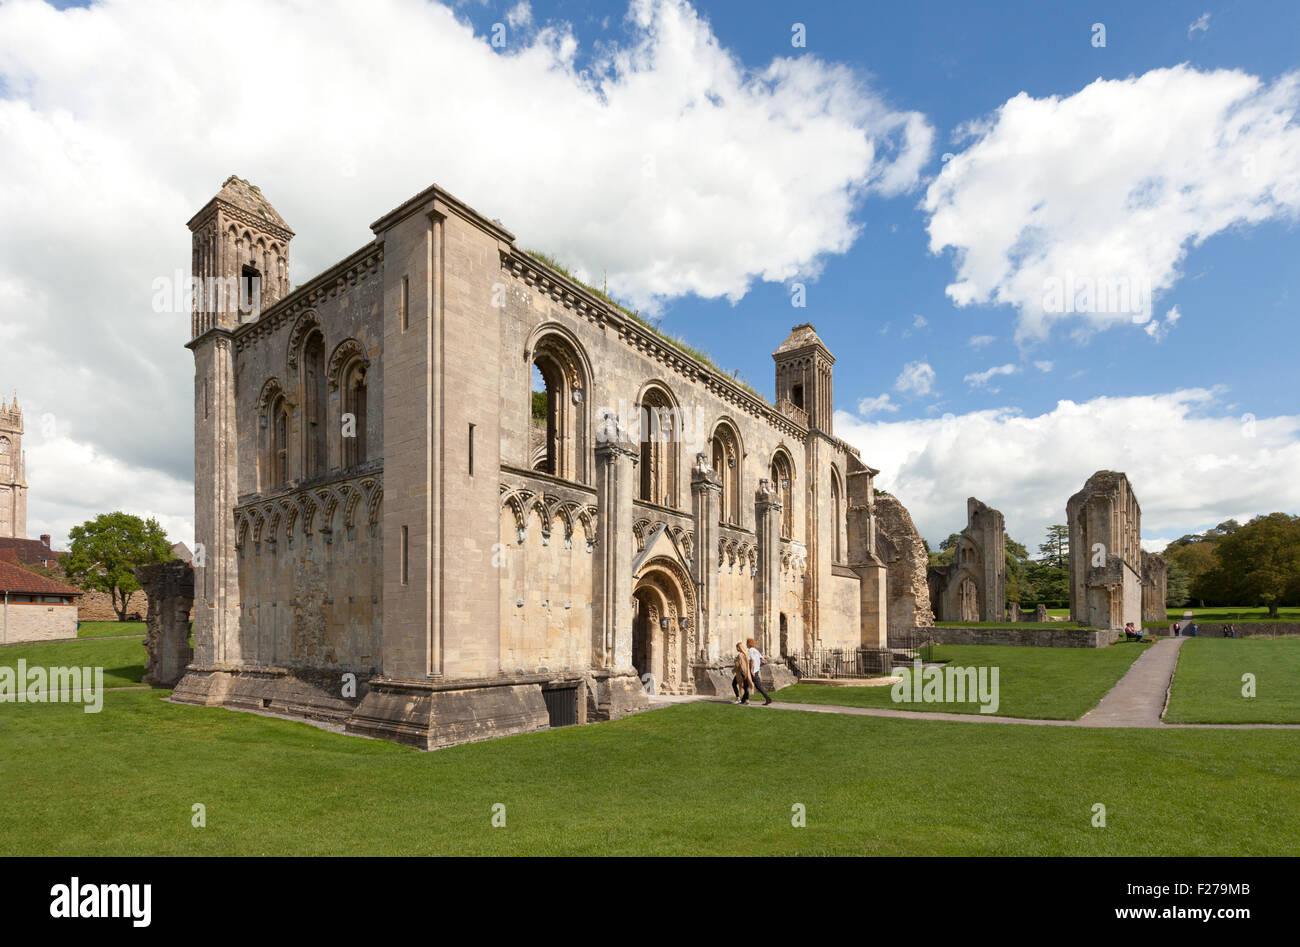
[0, 559, 81, 644]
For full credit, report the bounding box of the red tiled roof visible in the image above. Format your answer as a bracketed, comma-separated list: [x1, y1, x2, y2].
[0, 537, 65, 566]
[0, 560, 82, 596]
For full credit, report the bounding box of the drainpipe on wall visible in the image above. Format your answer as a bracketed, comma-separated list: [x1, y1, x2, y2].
[3, 590, 7, 645]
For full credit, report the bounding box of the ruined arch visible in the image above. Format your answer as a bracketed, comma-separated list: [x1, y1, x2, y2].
[709, 418, 744, 528]
[635, 380, 681, 508]
[769, 445, 796, 540]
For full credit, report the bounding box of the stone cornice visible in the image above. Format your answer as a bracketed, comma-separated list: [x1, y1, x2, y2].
[500, 248, 809, 444]
[231, 241, 383, 353]
[187, 199, 295, 242]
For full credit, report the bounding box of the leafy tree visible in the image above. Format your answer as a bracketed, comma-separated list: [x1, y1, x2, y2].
[928, 532, 961, 567]
[1165, 559, 1191, 609]
[1163, 540, 1220, 606]
[1005, 537, 1029, 604]
[530, 390, 547, 422]
[1038, 524, 1069, 569]
[1203, 513, 1300, 617]
[64, 512, 174, 621]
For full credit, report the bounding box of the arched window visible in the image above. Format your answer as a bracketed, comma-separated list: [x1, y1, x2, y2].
[529, 332, 589, 484]
[710, 422, 742, 527]
[830, 467, 844, 563]
[638, 385, 679, 507]
[342, 359, 368, 469]
[302, 330, 326, 479]
[0, 436, 10, 476]
[261, 391, 289, 490]
[770, 449, 794, 539]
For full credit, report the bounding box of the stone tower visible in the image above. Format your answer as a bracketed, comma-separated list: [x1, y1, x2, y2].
[1067, 470, 1143, 630]
[0, 395, 27, 539]
[186, 176, 293, 665]
[773, 323, 834, 433]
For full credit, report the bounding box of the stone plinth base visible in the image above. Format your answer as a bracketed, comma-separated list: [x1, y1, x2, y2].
[170, 664, 365, 724]
[346, 677, 551, 749]
[692, 661, 796, 695]
[585, 669, 649, 721]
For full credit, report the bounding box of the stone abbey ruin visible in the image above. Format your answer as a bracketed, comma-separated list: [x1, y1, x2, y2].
[169, 177, 1169, 750]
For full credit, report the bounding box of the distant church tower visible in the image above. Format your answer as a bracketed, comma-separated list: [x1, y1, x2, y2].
[772, 323, 835, 434]
[186, 176, 293, 664]
[0, 395, 27, 539]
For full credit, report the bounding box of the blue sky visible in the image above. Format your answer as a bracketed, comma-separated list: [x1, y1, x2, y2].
[1, 0, 1297, 551]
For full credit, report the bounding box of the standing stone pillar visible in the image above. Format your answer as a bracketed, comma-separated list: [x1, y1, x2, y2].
[691, 454, 721, 664]
[846, 471, 888, 650]
[594, 440, 637, 669]
[135, 560, 195, 686]
[589, 434, 645, 719]
[754, 480, 781, 658]
[1035, 603, 1048, 623]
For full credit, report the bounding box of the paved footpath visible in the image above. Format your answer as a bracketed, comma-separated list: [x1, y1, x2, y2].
[650, 638, 1300, 730]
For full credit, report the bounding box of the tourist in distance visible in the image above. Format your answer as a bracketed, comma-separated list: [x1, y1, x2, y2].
[731, 642, 752, 704]
[746, 637, 773, 706]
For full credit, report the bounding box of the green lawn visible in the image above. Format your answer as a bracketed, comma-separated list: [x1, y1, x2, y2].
[775, 643, 1149, 720]
[1166, 638, 1300, 724]
[77, 620, 147, 639]
[0, 635, 145, 688]
[1, 689, 1297, 856]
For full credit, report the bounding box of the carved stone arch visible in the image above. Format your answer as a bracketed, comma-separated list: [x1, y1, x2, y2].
[317, 487, 341, 537]
[747, 546, 757, 574]
[278, 498, 298, 541]
[257, 377, 286, 413]
[235, 512, 250, 549]
[327, 338, 368, 392]
[552, 502, 578, 542]
[286, 310, 323, 371]
[297, 493, 318, 535]
[632, 518, 652, 552]
[365, 485, 383, 526]
[527, 498, 551, 542]
[578, 506, 598, 548]
[251, 509, 266, 545]
[263, 505, 281, 545]
[501, 492, 528, 542]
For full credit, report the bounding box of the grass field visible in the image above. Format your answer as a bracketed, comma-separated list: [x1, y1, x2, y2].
[774, 643, 1148, 720]
[934, 621, 1100, 630]
[1166, 638, 1300, 724]
[1, 689, 1297, 856]
[76, 620, 147, 639]
[0, 635, 144, 688]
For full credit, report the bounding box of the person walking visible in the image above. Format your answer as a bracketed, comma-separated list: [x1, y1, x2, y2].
[746, 637, 773, 706]
[731, 642, 753, 704]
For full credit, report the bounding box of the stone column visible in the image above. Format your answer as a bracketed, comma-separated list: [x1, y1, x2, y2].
[846, 470, 887, 649]
[754, 480, 781, 657]
[690, 453, 721, 663]
[594, 440, 637, 670]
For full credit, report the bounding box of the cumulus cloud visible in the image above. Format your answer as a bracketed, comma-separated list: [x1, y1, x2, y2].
[1033, 360, 1054, 372]
[895, 361, 936, 397]
[1145, 304, 1183, 341]
[0, 0, 931, 540]
[964, 363, 1017, 388]
[968, 334, 995, 349]
[857, 393, 899, 416]
[923, 66, 1300, 340]
[837, 388, 1300, 550]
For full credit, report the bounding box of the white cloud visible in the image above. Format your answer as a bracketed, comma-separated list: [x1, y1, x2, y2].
[895, 360, 936, 397]
[923, 66, 1300, 340]
[0, 0, 932, 541]
[1188, 12, 1210, 37]
[912, 313, 928, 328]
[964, 363, 1017, 387]
[1033, 360, 1054, 372]
[1144, 304, 1183, 341]
[968, 334, 995, 349]
[857, 393, 899, 416]
[836, 388, 1300, 551]
[505, 1, 533, 29]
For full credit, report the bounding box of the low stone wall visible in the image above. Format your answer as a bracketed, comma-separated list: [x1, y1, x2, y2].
[903, 625, 1118, 648]
[1, 602, 78, 644]
[1166, 622, 1300, 639]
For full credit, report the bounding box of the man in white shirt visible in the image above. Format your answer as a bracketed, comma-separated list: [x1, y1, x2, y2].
[745, 637, 772, 705]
